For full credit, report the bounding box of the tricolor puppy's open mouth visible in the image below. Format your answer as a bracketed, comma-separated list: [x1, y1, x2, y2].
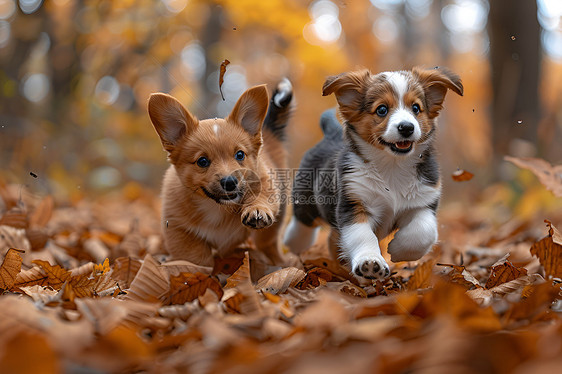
[379, 138, 414, 154]
[391, 141, 413, 153]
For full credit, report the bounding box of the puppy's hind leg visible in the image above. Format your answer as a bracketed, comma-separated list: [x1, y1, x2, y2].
[283, 216, 319, 255]
[387, 207, 438, 262]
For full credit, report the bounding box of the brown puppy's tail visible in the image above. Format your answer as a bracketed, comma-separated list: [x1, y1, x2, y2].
[263, 78, 293, 141]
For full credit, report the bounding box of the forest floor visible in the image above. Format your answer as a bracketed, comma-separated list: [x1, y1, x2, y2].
[0, 170, 561, 374]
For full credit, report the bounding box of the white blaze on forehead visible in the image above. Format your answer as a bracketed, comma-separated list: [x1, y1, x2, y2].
[213, 124, 219, 135]
[384, 72, 409, 106]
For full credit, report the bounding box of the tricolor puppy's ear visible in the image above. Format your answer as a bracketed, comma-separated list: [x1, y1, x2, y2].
[322, 70, 371, 121]
[228, 85, 269, 140]
[147, 93, 198, 153]
[413, 67, 464, 118]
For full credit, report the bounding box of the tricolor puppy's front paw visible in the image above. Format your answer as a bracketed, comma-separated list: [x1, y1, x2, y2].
[241, 206, 274, 229]
[352, 255, 390, 281]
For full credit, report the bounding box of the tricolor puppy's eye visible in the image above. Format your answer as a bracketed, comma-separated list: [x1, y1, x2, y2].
[375, 105, 388, 117]
[235, 150, 245, 161]
[412, 104, 421, 115]
[196, 157, 210, 168]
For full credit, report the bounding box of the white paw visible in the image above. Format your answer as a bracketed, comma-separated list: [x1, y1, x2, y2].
[351, 255, 390, 281]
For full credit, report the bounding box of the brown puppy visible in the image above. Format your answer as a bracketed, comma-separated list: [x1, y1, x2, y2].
[148, 81, 293, 267]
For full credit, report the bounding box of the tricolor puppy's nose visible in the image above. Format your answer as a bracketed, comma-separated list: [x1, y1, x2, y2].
[220, 176, 238, 192]
[397, 122, 415, 138]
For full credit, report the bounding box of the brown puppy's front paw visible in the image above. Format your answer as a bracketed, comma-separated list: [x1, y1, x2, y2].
[241, 207, 274, 229]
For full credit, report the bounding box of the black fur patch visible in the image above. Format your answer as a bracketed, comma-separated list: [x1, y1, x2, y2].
[416, 146, 440, 186]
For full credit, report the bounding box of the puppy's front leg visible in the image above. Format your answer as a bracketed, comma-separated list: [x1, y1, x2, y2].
[337, 194, 390, 281]
[387, 207, 438, 262]
[164, 225, 214, 266]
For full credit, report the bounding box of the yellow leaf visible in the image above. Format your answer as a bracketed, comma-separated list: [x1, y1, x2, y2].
[0, 248, 25, 290]
[94, 258, 110, 275]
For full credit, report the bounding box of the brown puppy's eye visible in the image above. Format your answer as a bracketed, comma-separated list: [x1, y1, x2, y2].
[235, 150, 245, 161]
[196, 157, 210, 168]
[375, 105, 388, 117]
[412, 104, 421, 114]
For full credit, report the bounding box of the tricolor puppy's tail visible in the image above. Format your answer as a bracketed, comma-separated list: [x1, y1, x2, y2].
[319, 108, 343, 140]
[263, 78, 293, 141]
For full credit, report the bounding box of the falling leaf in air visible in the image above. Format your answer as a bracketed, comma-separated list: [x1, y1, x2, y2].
[219, 59, 230, 101]
[529, 220, 562, 278]
[504, 156, 562, 197]
[0, 248, 25, 290]
[168, 272, 223, 304]
[484, 254, 528, 289]
[451, 168, 474, 182]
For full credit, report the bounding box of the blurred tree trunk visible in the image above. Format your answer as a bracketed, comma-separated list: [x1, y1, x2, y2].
[488, 0, 541, 160]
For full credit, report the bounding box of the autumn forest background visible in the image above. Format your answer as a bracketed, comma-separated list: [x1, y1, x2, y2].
[1, 0, 562, 373]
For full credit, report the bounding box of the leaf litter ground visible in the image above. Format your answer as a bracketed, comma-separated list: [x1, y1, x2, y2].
[0, 182, 561, 374]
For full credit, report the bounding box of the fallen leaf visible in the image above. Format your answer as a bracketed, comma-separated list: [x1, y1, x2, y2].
[0, 207, 28, 229]
[161, 260, 212, 277]
[225, 251, 250, 288]
[505, 156, 562, 197]
[0, 225, 31, 254]
[32, 260, 71, 290]
[256, 267, 306, 294]
[437, 263, 481, 290]
[168, 272, 223, 304]
[20, 285, 59, 304]
[219, 59, 230, 101]
[530, 220, 562, 278]
[13, 266, 48, 289]
[0, 331, 60, 374]
[94, 258, 110, 275]
[112, 257, 143, 289]
[485, 253, 528, 289]
[123, 254, 169, 303]
[452, 168, 474, 182]
[407, 259, 436, 290]
[468, 274, 545, 305]
[297, 267, 333, 290]
[0, 248, 25, 290]
[326, 281, 367, 298]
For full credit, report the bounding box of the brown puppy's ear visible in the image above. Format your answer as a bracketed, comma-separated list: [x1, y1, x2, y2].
[147, 93, 198, 153]
[228, 85, 269, 141]
[322, 70, 371, 121]
[412, 67, 464, 118]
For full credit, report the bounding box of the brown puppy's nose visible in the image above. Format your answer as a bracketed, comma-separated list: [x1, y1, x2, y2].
[220, 176, 238, 192]
[397, 122, 414, 138]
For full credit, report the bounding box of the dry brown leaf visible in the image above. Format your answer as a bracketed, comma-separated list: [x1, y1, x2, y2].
[256, 267, 306, 294]
[32, 260, 71, 290]
[83, 237, 110, 263]
[161, 260, 213, 277]
[467, 274, 545, 305]
[75, 298, 129, 335]
[530, 220, 562, 278]
[0, 248, 24, 290]
[13, 265, 48, 289]
[507, 281, 561, 321]
[70, 262, 95, 277]
[225, 251, 250, 288]
[485, 253, 528, 288]
[223, 290, 246, 314]
[219, 59, 230, 101]
[505, 156, 562, 197]
[407, 259, 436, 290]
[168, 272, 223, 304]
[29, 195, 54, 228]
[451, 168, 474, 182]
[326, 281, 367, 298]
[213, 253, 245, 275]
[112, 257, 142, 289]
[123, 254, 169, 303]
[297, 267, 333, 290]
[26, 228, 50, 250]
[19, 285, 59, 304]
[437, 263, 481, 290]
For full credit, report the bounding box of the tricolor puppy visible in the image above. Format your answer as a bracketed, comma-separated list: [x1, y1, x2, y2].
[284, 67, 463, 281]
[148, 80, 293, 267]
